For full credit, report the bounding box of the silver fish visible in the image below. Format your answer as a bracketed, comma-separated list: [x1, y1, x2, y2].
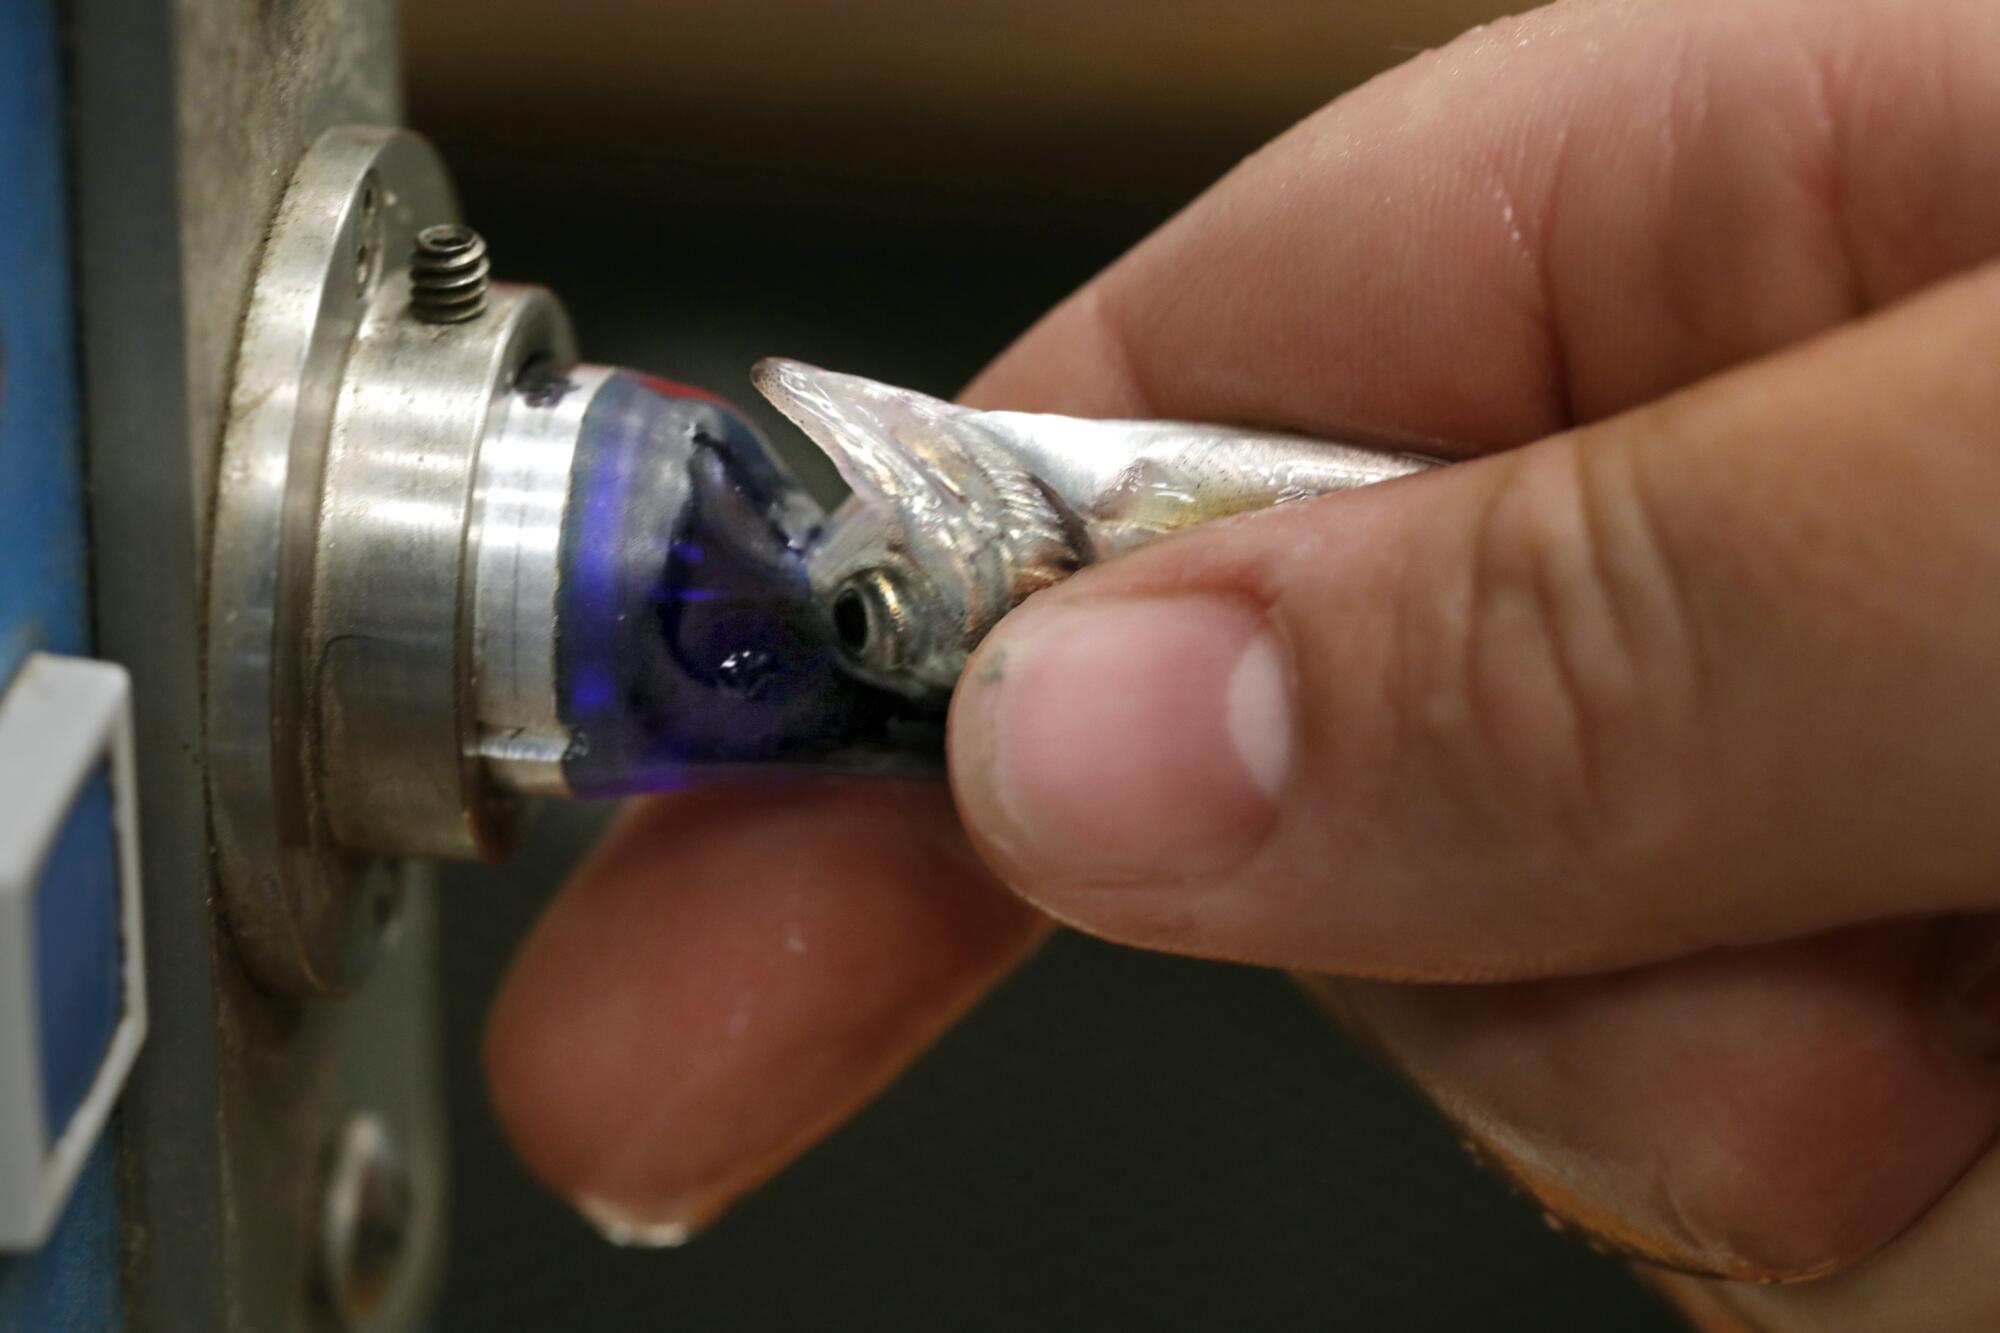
[752, 357, 1440, 702]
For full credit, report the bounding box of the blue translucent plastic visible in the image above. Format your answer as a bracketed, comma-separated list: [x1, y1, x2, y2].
[556, 373, 942, 797]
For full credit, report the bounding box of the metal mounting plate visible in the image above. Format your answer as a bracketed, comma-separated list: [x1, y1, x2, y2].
[206, 126, 458, 996]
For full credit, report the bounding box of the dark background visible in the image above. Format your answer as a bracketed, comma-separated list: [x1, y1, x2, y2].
[413, 4, 1681, 1326]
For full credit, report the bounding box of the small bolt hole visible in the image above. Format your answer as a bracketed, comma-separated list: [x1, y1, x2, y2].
[353, 176, 383, 297]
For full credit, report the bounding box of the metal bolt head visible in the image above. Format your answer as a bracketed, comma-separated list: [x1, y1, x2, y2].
[316, 1113, 414, 1327]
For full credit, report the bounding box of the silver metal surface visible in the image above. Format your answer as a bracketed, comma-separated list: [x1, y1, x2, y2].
[207, 126, 459, 996]
[315, 1114, 414, 1328]
[315, 281, 574, 860]
[472, 365, 612, 795]
[70, 1, 446, 1328]
[755, 357, 1439, 699]
[208, 124, 588, 994]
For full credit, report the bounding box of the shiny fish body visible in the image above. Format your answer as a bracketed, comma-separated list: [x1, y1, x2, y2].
[753, 357, 1439, 702]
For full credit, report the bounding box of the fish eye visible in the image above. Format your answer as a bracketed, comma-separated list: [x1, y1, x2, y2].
[829, 567, 913, 674]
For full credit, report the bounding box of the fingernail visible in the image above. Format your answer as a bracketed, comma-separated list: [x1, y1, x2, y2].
[952, 595, 1292, 881]
[1936, 913, 2000, 1063]
[573, 1194, 704, 1249]
[486, 782, 1047, 1260]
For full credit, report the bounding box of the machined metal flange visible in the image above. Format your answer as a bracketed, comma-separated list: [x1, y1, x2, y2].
[206, 126, 575, 995]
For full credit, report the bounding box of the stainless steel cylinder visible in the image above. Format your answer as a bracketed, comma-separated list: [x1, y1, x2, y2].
[207, 126, 591, 994]
[315, 282, 576, 861]
[469, 364, 613, 796]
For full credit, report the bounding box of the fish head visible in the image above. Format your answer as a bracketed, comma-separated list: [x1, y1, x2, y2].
[752, 357, 1074, 700]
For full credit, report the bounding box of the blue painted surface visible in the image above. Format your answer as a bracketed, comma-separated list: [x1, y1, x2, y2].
[0, 0, 89, 687]
[0, 0, 126, 1328]
[0, 1142, 120, 1333]
[35, 767, 121, 1143]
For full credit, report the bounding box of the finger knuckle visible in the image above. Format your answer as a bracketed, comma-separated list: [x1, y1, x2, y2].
[1396, 439, 1705, 868]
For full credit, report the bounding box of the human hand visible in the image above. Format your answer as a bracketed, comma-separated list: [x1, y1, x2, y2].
[486, 0, 2000, 1323]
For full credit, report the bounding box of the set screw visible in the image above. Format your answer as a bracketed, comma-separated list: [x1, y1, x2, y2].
[409, 224, 490, 324]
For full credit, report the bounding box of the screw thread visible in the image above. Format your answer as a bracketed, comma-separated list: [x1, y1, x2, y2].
[409, 224, 490, 324]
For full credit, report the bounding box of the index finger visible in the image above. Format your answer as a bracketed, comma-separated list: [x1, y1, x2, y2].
[968, 0, 2000, 441]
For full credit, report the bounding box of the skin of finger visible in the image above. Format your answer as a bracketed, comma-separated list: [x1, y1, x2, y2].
[1306, 924, 2000, 1282]
[955, 261, 2000, 981]
[965, 0, 2000, 442]
[485, 782, 1043, 1230]
[1661, 1137, 2000, 1330]
[948, 2, 2000, 1299]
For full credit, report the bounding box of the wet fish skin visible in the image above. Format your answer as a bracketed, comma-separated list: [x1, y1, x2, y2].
[752, 357, 1438, 702]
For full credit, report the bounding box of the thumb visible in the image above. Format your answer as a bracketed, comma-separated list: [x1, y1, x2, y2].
[948, 262, 2000, 981]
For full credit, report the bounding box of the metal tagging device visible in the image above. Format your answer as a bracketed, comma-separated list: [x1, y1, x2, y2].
[204, 125, 1436, 999]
